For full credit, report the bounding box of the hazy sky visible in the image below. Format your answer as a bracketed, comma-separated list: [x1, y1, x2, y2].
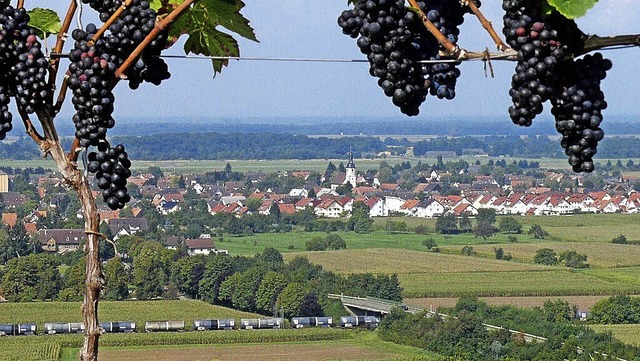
[38, 1, 640, 122]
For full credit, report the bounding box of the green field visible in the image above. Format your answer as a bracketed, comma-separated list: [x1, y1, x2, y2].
[0, 300, 256, 332]
[590, 324, 640, 346]
[398, 270, 640, 298]
[285, 248, 555, 274]
[443, 242, 640, 268]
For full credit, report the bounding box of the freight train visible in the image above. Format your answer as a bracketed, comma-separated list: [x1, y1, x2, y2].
[0, 315, 381, 336]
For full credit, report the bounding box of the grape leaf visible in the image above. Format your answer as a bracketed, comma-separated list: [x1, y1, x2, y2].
[27, 8, 61, 38]
[169, 0, 257, 76]
[546, 0, 598, 19]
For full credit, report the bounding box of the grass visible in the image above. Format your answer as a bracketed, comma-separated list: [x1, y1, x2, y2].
[398, 270, 640, 298]
[0, 300, 257, 332]
[374, 214, 640, 244]
[93, 331, 438, 361]
[284, 248, 555, 275]
[442, 242, 640, 268]
[219, 230, 552, 256]
[590, 324, 640, 346]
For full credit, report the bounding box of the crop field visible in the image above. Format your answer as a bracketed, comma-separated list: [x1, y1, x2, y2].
[220, 230, 554, 256]
[373, 214, 640, 244]
[590, 325, 640, 346]
[285, 248, 555, 275]
[404, 295, 612, 311]
[0, 300, 256, 332]
[398, 270, 640, 298]
[93, 333, 437, 361]
[442, 242, 640, 268]
[0, 328, 358, 361]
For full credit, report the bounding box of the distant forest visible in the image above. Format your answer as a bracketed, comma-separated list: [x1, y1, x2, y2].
[3, 131, 640, 161]
[47, 115, 640, 137]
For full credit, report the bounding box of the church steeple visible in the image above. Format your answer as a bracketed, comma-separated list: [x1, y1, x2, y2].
[345, 147, 357, 188]
[346, 147, 355, 169]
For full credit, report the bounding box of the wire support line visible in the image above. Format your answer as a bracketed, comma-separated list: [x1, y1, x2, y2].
[49, 52, 465, 64]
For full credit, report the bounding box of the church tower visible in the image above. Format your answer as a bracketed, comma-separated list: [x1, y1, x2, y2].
[345, 147, 357, 188]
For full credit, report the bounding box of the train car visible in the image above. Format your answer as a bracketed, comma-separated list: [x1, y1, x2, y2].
[99, 321, 136, 333]
[291, 317, 333, 328]
[193, 319, 235, 331]
[339, 316, 380, 329]
[144, 320, 185, 332]
[0, 324, 34, 336]
[43, 323, 84, 335]
[239, 318, 283, 330]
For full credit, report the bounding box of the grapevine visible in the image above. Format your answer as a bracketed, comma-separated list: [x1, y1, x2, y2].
[338, 0, 638, 173]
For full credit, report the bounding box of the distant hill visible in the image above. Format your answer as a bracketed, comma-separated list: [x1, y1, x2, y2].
[51, 115, 640, 137]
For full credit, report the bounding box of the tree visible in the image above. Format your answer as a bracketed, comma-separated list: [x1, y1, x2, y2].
[422, 237, 437, 250]
[475, 209, 496, 227]
[199, 255, 234, 304]
[305, 236, 327, 251]
[528, 224, 549, 239]
[59, 259, 86, 301]
[498, 217, 522, 234]
[0, 253, 62, 301]
[132, 241, 174, 300]
[171, 255, 206, 298]
[255, 271, 288, 314]
[348, 201, 373, 233]
[534, 248, 559, 266]
[458, 214, 472, 233]
[258, 247, 284, 269]
[542, 299, 576, 322]
[473, 222, 497, 242]
[325, 234, 346, 250]
[103, 257, 129, 301]
[276, 282, 308, 318]
[435, 214, 458, 234]
[611, 234, 628, 244]
[558, 250, 589, 268]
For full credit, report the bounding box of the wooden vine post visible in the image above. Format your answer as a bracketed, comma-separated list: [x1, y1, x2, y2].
[10, 0, 257, 360]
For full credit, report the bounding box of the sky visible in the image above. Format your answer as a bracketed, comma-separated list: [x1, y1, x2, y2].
[35, 1, 640, 123]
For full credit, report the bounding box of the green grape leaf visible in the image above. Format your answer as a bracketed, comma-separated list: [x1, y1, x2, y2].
[169, 0, 257, 76]
[27, 8, 61, 38]
[546, 0, 598, 19]
[149, 0, 162, 12]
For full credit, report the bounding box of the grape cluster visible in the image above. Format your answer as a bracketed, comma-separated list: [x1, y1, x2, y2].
[417, 0, 477, 100]
[81, 0, 122, 22]
[502, 0, 570, 126]
[0, 85, 12, 140]
[67, 25, 117, 148]
[0, 3, 50, 123]
[552, 53, 611, 173]
[338, 0, 432, 116]
[12, 31, 50, 113]
[87, 141, 132, 210]
[101, 0, 170, 89]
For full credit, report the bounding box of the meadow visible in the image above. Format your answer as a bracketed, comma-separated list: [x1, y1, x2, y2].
[590, 324, 640, 346]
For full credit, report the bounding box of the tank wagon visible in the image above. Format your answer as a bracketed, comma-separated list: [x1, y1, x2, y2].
[291, 317, 333, 328]
[0, 323, 37, 336]
[194, 319, 235, 331]
[239, 318, 283, 330]
[99, 321, 136, 333]
[144, 320, 185, 332]
[339, 316, 380, 329]
[43, 323, 85, 335]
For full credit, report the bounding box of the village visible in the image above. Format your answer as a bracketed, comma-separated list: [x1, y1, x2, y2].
[1, 150, 640, 255]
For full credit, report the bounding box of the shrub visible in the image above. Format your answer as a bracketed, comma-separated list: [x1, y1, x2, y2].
[415, 224, 430, 235]
[611, 234, 628, 244]
[461, 246, 475, 256]
[507, 235, 518, 243]
[422, 238, 437, 250]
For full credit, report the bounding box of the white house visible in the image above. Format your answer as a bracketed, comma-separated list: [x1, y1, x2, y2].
[185, 238, 228, 256]
[414, 199, 445, 218]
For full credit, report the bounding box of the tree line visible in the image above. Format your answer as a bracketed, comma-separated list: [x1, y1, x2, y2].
[5, 133, 640, 160]
[0, 243, 401, 320]
[378, 297, 640, 361]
